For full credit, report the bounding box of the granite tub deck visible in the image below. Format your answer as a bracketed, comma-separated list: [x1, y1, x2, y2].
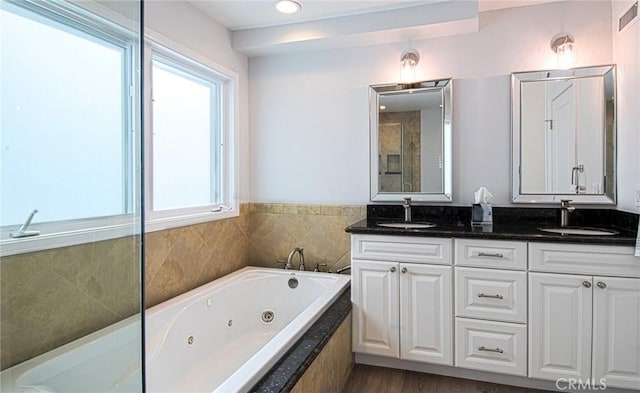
[345, 206, 638, 246]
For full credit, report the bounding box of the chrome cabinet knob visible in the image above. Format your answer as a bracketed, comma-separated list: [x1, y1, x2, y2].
[390, 267, 396, 273]
[597, 281, 607, 289]
[583, 281, 592, 288]
[401, 267, 407, 273]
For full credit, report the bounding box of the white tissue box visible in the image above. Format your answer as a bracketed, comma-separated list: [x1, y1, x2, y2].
[471, 203, 493, 225]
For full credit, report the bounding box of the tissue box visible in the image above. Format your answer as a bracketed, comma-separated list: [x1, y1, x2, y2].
[471, 203, 493, 225]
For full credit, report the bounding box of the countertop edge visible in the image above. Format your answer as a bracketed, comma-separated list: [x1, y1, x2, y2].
[345, 219, 637, 247]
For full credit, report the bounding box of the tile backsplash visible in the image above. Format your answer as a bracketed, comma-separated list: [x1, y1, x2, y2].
[249, 203, 365, 272]
[0, 203, 363, 369]
[1, 236, 141, 369]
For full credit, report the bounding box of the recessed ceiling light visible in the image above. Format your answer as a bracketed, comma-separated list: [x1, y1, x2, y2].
[276, 0, 302, 14]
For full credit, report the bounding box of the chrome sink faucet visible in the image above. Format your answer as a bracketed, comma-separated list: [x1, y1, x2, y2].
[403, 197, 412, 222]
[287, 247, 305, 271]
[560, 199, 575, 227]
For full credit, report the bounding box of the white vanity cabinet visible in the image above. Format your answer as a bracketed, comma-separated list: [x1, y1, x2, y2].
[528, 243, 640, 390]
[351, 235, 453, 365]
[350, 232, 640, 390]
[454, 239, 528, 376]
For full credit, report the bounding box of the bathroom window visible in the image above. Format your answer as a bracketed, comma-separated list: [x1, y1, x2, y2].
[145, 41, 238, 230]
[0, 0, 139, 254]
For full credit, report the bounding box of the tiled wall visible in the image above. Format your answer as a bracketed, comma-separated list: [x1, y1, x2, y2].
[248, 204, 365, 272]
[1, 203, 363, 370]
[144, 204, 252, 307]
[290, 313, 354, 393]
[0, 236, 141, 369]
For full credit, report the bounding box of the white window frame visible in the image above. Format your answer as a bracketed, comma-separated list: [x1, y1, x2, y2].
[0, 0, 141, 257]
[143, 32, 239, 233]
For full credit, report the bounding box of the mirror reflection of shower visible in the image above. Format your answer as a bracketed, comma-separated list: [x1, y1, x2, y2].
[378, 118, 421, 193]
[370, 79, 452, 202]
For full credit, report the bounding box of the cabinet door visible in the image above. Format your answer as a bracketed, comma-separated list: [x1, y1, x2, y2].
[529, 272, 592, 381]
[592, 276, 640, 390]
[400, 264, 453, 365]
[352, 260, 399, 357]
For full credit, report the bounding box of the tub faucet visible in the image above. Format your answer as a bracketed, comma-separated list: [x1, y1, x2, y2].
[560, 199, 575, 227]
[403, 197, 412, 222]
[287, 247, 305, 271]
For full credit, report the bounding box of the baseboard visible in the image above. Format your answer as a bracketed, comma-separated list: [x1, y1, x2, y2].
[355, 354, 638, 393]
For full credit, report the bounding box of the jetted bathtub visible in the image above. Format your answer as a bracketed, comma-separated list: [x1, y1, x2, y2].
[1, 267, 351, 393]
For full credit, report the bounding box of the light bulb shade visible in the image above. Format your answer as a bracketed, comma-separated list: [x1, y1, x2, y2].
[550, 34, 575, 69]
[400, 49, 420, 83]
[400, 50, 420, 68]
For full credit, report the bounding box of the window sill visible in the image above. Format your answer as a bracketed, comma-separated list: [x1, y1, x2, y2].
[0, 222, 138, 257]
[0, 209, 239, 257]
[145, 208, 239, 233]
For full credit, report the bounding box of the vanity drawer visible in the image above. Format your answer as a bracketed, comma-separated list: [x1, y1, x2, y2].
[455, 318, 526, 377]
[529, 242, 640, 277]
[351, 235, 452, 265]
[454, 239, 527, 270]
[455, 267, 526, 323]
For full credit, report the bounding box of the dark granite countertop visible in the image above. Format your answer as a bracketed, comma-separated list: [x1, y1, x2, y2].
[250, 285, 351, 393]
[345, 205, 638, 247]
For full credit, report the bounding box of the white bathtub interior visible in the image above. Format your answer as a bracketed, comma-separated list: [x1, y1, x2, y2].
[0, 316, 142, 393]
[1, 267, 350, 393]
[146, 267, 350, 393]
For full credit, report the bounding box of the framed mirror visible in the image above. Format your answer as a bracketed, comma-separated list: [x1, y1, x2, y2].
[511, 65, 616, 204]
[370, 78, 452, 202]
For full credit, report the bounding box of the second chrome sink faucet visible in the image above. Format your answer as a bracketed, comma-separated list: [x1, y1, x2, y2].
[403, 197, 412, 222]
[560, 199, 575, 227]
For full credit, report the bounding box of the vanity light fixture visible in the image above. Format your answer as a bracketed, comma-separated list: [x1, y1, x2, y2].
[550, 33, 575, 69]
[276, 0, 301, 14]
[400, 48, 420, 83]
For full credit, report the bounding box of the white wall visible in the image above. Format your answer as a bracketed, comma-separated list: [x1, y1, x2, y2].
[249, 1, 614, 205]
[144, 1, 251, 203]
[611, 0, 640, 213]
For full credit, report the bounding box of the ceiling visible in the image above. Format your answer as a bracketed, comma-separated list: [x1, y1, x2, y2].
[190, 0, 559, 57]
[192, 0, 436, 31]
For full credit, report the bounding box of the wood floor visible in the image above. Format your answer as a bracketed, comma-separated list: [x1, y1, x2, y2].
[342, 365, 553, 393]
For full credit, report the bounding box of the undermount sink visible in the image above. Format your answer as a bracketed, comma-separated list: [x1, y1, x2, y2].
[538, 227, 619, 236]
[377, 222, 437, 229]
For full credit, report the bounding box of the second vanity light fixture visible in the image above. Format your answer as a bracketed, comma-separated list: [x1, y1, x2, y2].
[400, 48, 420, 83]
[550, 33, 575, 69]
[276, 0, 302, 14]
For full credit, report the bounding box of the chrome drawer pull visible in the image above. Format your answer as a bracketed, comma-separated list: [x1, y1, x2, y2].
[478, 293, 504, 299]
[478, 252, 504, 258]
[478, 346, 504, 354]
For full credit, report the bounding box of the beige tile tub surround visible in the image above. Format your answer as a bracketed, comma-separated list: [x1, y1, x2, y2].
[249, 203, 365, 273]
[290, 313, 354, 393]
[1, 236, 141, 370]
[144, 204, 252, 307]
[1, 203, 362, 370]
